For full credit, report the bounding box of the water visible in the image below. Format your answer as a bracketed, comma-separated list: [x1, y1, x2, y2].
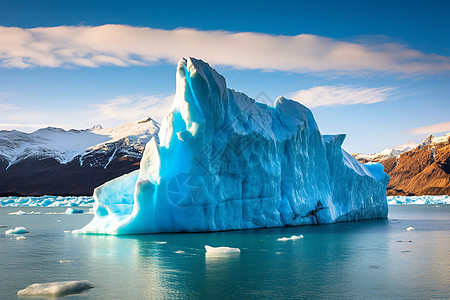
[0, 205, 449, 299]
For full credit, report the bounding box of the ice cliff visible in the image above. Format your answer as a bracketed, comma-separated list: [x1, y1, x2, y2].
[75, 57, 389, 235]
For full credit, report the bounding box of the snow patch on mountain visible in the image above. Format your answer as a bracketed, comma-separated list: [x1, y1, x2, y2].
[354, 132, 450, 163]
[353, 143, 417, 162]
[0, 118, 160, 169]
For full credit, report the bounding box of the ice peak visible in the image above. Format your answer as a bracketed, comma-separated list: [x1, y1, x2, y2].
[137, 117, 155, 124]
[90, 124, 103, 131]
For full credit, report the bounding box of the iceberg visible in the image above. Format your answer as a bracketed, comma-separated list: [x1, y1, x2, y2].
[5, 227, 29, 235]
[205, 245, 241, 256]
[75, 57, 389, 235]
[17, 280, 93, 297]
[277, 235, 304, 242]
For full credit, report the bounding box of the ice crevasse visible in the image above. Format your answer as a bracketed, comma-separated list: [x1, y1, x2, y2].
[74, 57, 389, 235]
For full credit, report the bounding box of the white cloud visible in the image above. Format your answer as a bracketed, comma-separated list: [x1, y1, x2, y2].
[93, 94, 174, 124]
[410, 121, 450, 135]
[0, 93, 174, 132]
[0, 103, 16, 111]
[288, 85, 395, 108]
[0, 25, 449, 74]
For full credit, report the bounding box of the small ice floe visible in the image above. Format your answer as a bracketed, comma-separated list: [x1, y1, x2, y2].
[175, 250, 185, 254]
[59, 260, 72, 263]
[5, 227, 29, 235]
[57, 220, 61, 222]
[406, 227, 415, 231]
[155, 241, 167, 244]
[8, 210, 41, 215]
[65, 208, 84, 214]
[277, 235, 304, 242]
[204, 245, 240, 256]
[17, 280, 93, 297]
[8, 210, 26, 215]
[16, 236, 27, 240]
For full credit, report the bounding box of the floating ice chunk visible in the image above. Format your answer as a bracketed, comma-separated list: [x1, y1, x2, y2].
[59, 260, 72, 263]
[65, 208, 84, 214]
[277, 235, 304, 242]
[175, 250, 185, 254]
[8, 210, 41, 215]
[387, 195, 450, 205]
[17, 280, 93, 297]
[406, 227, 415, 231]
[155, 241, 167, 244]
[205, 245, 241, 256]
[0, 196, 95, 207]
[16, 236, 26, 240]
[8, 210, 26, 215]
[5, 227, 29, 235]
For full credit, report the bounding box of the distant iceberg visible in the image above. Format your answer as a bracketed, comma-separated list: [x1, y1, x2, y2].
[74, 57, 389, 235]
[0, 196, 94, 207]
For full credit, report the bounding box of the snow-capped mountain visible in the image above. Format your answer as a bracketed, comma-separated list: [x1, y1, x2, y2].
[353, 132, 450, 196]
[352, 143, 417, 163]
[0, 118, 160, 196]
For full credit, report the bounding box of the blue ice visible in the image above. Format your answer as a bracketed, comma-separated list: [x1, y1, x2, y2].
[74, 57, 389, 235]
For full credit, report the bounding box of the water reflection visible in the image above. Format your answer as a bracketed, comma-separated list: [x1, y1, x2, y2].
[64, 207, 449, 299]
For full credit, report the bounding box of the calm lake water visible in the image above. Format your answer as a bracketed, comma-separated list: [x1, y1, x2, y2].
[0, 205, 449, 299]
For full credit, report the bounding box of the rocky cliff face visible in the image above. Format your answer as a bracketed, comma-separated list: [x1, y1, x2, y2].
[353, 133, 450, 196]
[0, 118, 159, 196]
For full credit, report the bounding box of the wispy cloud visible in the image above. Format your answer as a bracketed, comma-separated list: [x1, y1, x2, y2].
[0, 103, 16, 111]
[93, 94, 174, 123]
[0, 93, 174, 132]
[410, 121, 450, 135]
[288, 85, 395, 108]
[0, 25, 449, 74]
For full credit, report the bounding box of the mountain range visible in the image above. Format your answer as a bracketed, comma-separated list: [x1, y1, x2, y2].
[0, 117, 448, 196]
[0, 118, 159, 196]
[353, 133, 450, 196]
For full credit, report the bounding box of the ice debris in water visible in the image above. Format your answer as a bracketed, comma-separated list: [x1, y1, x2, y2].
[5, 227, 29, 235]
[406, 227, 415, 231]
[205, 245, 241, 256]
[16, 236, 26, 240]
[387, 195, 450, 205]
[8, 210, 26, 215]
[65, 208, 84, 214]
[0, 195, 94, 207]
[8, 210, 42, 215]
[59, 260, 72, 263]
[277, 235, 304, 242]
[74, 57, 389, 235]
[17, 280, 93, 297]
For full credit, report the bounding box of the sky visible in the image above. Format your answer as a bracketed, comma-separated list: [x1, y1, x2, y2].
[0, 0, 449, 153]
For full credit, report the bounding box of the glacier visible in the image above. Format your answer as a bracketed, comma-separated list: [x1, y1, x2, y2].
[74, 57, 389, 235]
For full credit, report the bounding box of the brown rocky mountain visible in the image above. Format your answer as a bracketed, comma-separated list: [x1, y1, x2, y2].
[353, 133, 450, 196]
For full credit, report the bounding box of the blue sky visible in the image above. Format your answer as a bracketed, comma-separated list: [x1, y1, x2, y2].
[0, 0, 449, 153]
